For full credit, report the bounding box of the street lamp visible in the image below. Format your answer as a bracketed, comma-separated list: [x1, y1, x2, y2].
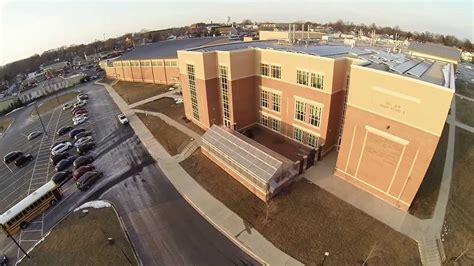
[1, 224, 30, 259]
[321, 251, 329, 265]
[34, 102, 48, 137]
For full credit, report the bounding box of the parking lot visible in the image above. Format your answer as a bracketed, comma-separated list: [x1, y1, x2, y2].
[0, 82, 151, 262]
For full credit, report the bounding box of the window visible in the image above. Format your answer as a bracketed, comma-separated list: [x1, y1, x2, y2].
[309, 105, 322, 127]
[272, 93, 281, 112]
[308, 134, 318, 148]
[140, 61, 151, 67]
[261, 90, 269, 108]
[295, 100, 306, 121]
[152, 60, 163, 66]
[294, 128, 304, 142]
[186, 64, 200, 120]
[310, 73, 324, 89]
[113, 61, 122, 67]
[271, 119, 281, 132]
[297, 70, 309, 86]
[219, 65, 231, 128]
[260, 63, 270, 76]
[271, 65, 281, 79]
[260, 114, 269, 127]
[122, 61, 130, 67]
[165, 61, 178, 67]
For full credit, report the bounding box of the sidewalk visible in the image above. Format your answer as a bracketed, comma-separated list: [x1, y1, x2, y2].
[128, 89, 180, 109]
[96, 81, 302, 265]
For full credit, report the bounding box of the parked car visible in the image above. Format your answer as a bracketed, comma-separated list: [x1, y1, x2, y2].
[73, 155, 94, 169]
[62, 103, 73, 110]
[14, 154, 33, 167]
[50, 140, 70, 150]
[51, 142, 73, 156]
[4, 151, 23, 164]
[0, 253, 7, 266]
[71, 106, 86, 114]
[74, 131, 92, 140]
[57, 126, 74, 136]
[50, 152, 69, 166]
[73, 165, 95, 180]
[77, 142, 96, 155]
[74, 110, 88, 116]
[69, 128, 85, 138]
[52, 171, 73, 185]
[76, 171, 103, 191]
[73, 101, 86, 108]
[27, 131, 42, 140]
[75, 136, 93, 147]
[117, 114, 128, 125]
[77, 94, 88, 100]
[73, 116, 88, 126]
[55, 156, 78, 171]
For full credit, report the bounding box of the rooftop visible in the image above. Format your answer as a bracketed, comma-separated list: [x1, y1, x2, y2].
[118, 37, 227, 60]
[409, 41, 461, 62]
[187, 40, 452, 87]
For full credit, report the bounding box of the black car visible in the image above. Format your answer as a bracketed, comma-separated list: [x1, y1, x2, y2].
[73, 155, 94, 169]
[55, 155, 78, 171]
[50, 152, 69, 166]
[52, 171, 73, 185]
[57, 126, 74, 136]
[74, 131, 92, 140]
[0, 253, 7, 266]
[77, 142, 95, 155]
[76, 171, 103, 191]
[69, 128, 86, 138]
[14, 154, 33, 167]
[4, 151, 23, 164]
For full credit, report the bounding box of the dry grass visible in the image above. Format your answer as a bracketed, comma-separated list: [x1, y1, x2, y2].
[135, 97, 205, 135]
[137, 113, 192, 156]
[112, 81, 171, 104]
[19, 208, 136, 266]
[0, 117, 14, 134]
[456, 95, 474, 127]
[443, 127, 474, 264]
[180, 149, 421, 265]
[409, 124, 449, 219]
[34, 92, 79, 115]
[455, 79, 474, 99]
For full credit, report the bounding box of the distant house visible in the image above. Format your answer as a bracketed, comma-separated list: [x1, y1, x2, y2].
[461, 51, 473, 62]
[19, 74, 85, 102]
[42, 61, 68, 72]
[215, 26, 238, 36]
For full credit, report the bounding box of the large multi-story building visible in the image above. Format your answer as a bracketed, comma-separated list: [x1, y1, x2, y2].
[103, 39, 456, 211]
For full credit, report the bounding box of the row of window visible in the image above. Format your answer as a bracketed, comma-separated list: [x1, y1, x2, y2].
[293, 128, 319, 148]
[219, 65, 231, 128]
[297, 70, 324, 90]
[260, 64, 281, 79]
[260, 113, 281, 132]
[186, 64, 200, 120]
[6, 191, 55, 227]
[260, 90, 281, 113]
[113, 60, 178, 68]
[295, 100, 322, 127]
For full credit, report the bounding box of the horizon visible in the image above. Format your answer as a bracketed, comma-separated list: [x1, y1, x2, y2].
[0, 0, 472, 66]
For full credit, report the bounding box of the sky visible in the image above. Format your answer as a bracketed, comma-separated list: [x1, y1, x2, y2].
[0, 0, 472, 65]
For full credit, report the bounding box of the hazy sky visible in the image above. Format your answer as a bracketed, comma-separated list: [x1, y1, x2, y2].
[0, 0, 472, 65]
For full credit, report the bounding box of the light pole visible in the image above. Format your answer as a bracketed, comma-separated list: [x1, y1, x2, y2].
[34, 102, 48, 138]
[321, 251, 329, 265]
[1, 224, 30, 259]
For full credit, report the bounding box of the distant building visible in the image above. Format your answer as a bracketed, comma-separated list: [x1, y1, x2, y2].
[215, 26, 238, 36]
[408, 42, 461, 65]
[19, 74, 85, 102]
[461, 51, 473, 62]
[42, 61, 68, 72]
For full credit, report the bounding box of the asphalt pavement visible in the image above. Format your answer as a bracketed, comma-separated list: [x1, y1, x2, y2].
[0, 82, 258, 265]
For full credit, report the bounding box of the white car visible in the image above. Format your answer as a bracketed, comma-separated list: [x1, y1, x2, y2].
[51, 142, 72, 155]
[72, 114, 87, 122]
[75, 136, 93, 147]
[73, 116, 88, 125]
[117, 114, 128, 124]
[74, 101, 87, 108]
[63, 103, 73, 110]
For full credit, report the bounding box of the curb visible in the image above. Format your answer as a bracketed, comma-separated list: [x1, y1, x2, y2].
[0, 117, 15, 139]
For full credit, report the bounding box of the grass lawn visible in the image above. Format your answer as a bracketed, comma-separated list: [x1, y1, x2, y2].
[137, 113, 192, 156]
[181, 149, 421, 265]
[19, 207, 137, 265]
[443, 127, 474, 264]
[455, 95, 474, 127]
[112, 81, 171, 104]
[34, 92, 78, 115]
[135, 97, 205, 135]
[455, 79, 474, 99]
[0, 117, 14, 134]
[409, 124, 449, 219]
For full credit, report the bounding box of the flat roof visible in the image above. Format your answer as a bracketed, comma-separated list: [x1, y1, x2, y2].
[187, 41, 450, 87]
[409, 42, 461, 62]
[118, 37, 227, 60]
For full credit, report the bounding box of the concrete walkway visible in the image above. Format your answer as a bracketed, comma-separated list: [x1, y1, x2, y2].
[128, 88, 181, 109]
[96, 81, 302, 265]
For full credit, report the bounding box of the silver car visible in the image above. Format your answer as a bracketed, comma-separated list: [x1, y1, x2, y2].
[75, 136, 93, 147]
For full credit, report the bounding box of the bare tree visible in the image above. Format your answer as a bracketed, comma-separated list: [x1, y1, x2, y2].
[453, 240, 474, 263]
[360, 242, 383, 265]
